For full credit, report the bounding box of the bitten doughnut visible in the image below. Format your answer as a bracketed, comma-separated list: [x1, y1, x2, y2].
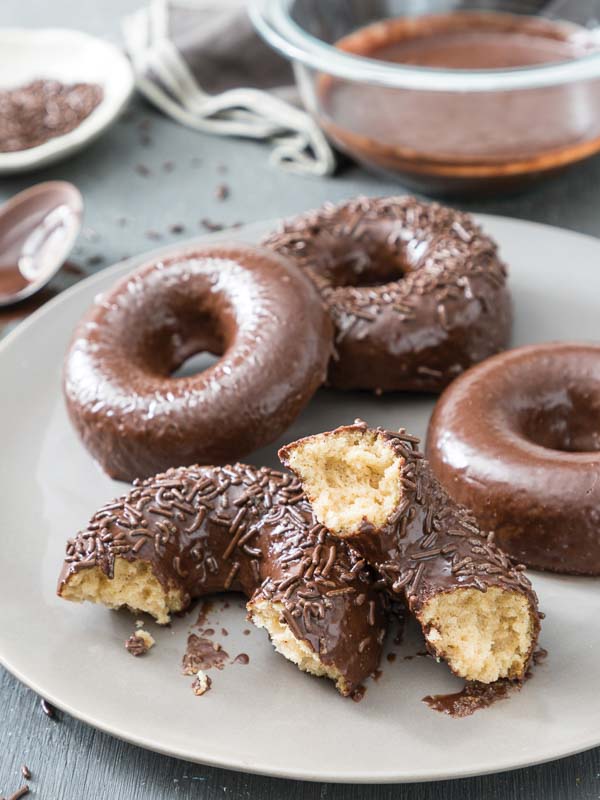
[280, 421, 541, 684]
[263, 196, 511, 393]
[57, 463, 386, 696]
[427, 342, 600, 575]
[63, 244, 333, 482]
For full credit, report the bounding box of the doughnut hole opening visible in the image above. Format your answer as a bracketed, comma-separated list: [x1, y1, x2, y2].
[420, 587, 534, 683]
[518, 387, 600, 452]
[165, 308, 227, 378]
[59, 558, 185, 625]
[282, 428, 402, 536]
[126, 294, 230, 378]
[249, 598, 349, 695]
[170, 351, 220, 378]
[310, 227, 412, 288]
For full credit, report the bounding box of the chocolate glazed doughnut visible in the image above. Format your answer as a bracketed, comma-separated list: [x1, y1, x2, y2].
[280, 422, 540, 685]
[427, 342, 600, 575]
[63, 245, 333, 482]
[263, 197, 511, 393]
[57, 464, 386, 696]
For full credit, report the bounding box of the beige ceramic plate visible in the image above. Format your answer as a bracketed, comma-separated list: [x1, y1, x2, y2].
[1, 217, 599, 783]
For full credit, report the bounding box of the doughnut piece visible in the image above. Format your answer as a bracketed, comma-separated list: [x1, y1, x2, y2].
[263, 196, 511, 393]
[427, 342, 600, 575]
[280, 421, 541, 684]
[57, 464, 386, 696]
[63, 244, 333, 481]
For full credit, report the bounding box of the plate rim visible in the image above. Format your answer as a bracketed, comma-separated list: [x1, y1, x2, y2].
[1, 213, 600, 783]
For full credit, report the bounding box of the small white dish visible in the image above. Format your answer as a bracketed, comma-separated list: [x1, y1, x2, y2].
[0, 28, 135, 174]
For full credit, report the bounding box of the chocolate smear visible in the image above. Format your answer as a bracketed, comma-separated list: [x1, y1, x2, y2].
[182, 634, 229, 674]
[423, 679, 517, 717]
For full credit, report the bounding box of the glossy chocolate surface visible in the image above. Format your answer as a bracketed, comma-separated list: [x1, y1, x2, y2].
[264, 197, 511, 393]
[427, 342, 600, 575]
[57, 464, 386, 695]
[63, 244, 333, 481]
[318, 13, 600, 194]
[281, 421, 540, 680]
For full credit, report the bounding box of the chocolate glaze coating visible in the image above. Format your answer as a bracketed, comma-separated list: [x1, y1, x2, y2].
[280, 421, 540, 680]
[427, 342, 600, 575]
[264, 197, 511, 393]
[57, 464, 386, 694]
[63, 244, 333, 481]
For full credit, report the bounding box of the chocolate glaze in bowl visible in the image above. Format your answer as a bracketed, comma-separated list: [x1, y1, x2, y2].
[318, 12, 600, 195]
[250, 1, 600, 195]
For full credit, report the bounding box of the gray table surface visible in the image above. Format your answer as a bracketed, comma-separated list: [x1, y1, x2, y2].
[3, 1, 600, 797]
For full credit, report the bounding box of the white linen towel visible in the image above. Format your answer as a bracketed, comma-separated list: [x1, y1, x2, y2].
[122, 0, 336, 175]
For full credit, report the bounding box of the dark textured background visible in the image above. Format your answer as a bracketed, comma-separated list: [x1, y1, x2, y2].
[2, 1, 600, 796]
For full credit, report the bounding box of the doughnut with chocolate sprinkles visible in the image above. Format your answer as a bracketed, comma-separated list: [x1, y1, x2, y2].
[280, 421, 541, 685]
[57, 463, 386, 696]
[263, 196, 511, 393]
[63, 244, 333, 481]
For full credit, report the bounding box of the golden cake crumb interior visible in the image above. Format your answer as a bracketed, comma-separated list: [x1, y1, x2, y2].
[284, 429, 402, 536]
[249, 598, 349, 694]
[420, 587, 533, 683]
[60, 558, 185, 625]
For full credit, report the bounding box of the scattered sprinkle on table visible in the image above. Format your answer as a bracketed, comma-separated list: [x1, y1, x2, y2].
[40, 698, 57, 719]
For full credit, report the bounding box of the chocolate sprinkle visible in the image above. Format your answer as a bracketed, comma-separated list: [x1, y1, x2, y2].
[423, 679, 517, 717]
[215, 183, 230, 201]
[135, 164, 151, 177]
[40, 699, 57, 720]
[199, 218, 224, 232]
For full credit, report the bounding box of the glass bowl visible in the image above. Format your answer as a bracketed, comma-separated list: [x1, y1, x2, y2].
[250, 0, 600, 195]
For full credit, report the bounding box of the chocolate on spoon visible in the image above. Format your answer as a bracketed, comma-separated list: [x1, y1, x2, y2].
[0, 181, 83, 307]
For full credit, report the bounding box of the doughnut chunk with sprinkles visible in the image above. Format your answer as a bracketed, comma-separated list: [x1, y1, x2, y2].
[263, 196, 511, 393]
[57, 463, 386, 696]
[280, 421, 541, 685]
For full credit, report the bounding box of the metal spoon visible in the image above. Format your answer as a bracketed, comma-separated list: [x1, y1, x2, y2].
[0, 181, 83, 307]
